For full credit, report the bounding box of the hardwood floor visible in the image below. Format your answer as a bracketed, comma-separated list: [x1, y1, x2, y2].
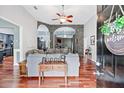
[97, 79, 124, 88]
[0, 56, 96, 88]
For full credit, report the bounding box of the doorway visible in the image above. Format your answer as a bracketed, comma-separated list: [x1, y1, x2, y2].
[53, 27, 76, 52]
[0, 17, 20, 67]
[0, 31, 14, 65]
[37, 24, 50, 50]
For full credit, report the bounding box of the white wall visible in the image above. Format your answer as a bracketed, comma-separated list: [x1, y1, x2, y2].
[0, 5, 37, 64]
[84, 15, 97, 62]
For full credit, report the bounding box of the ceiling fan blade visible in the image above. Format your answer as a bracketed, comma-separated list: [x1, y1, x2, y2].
[52, 18, 58, 20]
[67, 15, 73, 18]
[66, 19, 72, 22]
[56, 13, 61, 16]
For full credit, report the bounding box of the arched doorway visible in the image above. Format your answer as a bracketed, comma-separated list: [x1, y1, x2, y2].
[37, 24, 50, 49]
[53, 27, 76, 52]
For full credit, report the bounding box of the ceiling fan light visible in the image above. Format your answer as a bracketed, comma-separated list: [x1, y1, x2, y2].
[60, 18, 66, 23]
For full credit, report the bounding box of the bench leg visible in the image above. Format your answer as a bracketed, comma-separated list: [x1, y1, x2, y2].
[42, 72, 44, 82]
[65, 71, 67, 84]
[39, 71, 41, 86]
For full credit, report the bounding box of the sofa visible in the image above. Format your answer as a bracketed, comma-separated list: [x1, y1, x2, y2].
[27, 53, 80, 77]
[25, 48, 71, 57]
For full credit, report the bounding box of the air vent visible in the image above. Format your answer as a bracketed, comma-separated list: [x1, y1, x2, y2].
[33, 6, 38, 10]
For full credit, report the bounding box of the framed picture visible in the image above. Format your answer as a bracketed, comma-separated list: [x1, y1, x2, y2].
[90, 35, 95, 45]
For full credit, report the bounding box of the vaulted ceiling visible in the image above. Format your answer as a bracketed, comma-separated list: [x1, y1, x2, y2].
[23, 5, 96, 25]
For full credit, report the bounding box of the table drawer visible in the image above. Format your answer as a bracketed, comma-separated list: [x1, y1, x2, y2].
[40, 65, 52, 71]
[52, 65, 67, 71]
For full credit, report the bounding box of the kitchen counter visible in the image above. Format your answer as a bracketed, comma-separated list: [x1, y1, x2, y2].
[0, 49, 4, 51]
[0, 48, 11, 50]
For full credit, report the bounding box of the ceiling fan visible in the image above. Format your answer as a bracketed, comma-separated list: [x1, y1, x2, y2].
[52, 5, 73, 24]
